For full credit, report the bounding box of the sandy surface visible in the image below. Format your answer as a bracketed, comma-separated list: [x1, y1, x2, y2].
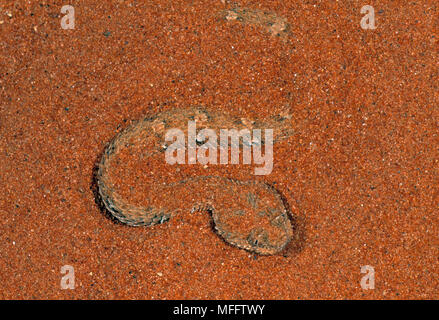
[0, 0, 438, 299]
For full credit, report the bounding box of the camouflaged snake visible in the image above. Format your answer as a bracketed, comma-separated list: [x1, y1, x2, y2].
[96, 8, 295, 255]
[97, 107, 297, 255]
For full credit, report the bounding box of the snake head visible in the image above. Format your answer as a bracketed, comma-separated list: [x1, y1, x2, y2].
[211, 182, 294, 255]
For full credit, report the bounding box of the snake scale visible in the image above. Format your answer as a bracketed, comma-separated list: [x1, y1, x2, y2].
[96, 8, 296, 255]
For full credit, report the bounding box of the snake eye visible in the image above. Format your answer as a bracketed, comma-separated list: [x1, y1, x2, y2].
[196, 137, 206, 146]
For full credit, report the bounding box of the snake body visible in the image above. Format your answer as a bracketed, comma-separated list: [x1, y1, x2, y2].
[97, 7, 295, 255]
[97, 107, 295, 255]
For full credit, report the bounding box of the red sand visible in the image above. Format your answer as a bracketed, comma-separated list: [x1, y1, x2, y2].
[0, 0, 438, 299]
